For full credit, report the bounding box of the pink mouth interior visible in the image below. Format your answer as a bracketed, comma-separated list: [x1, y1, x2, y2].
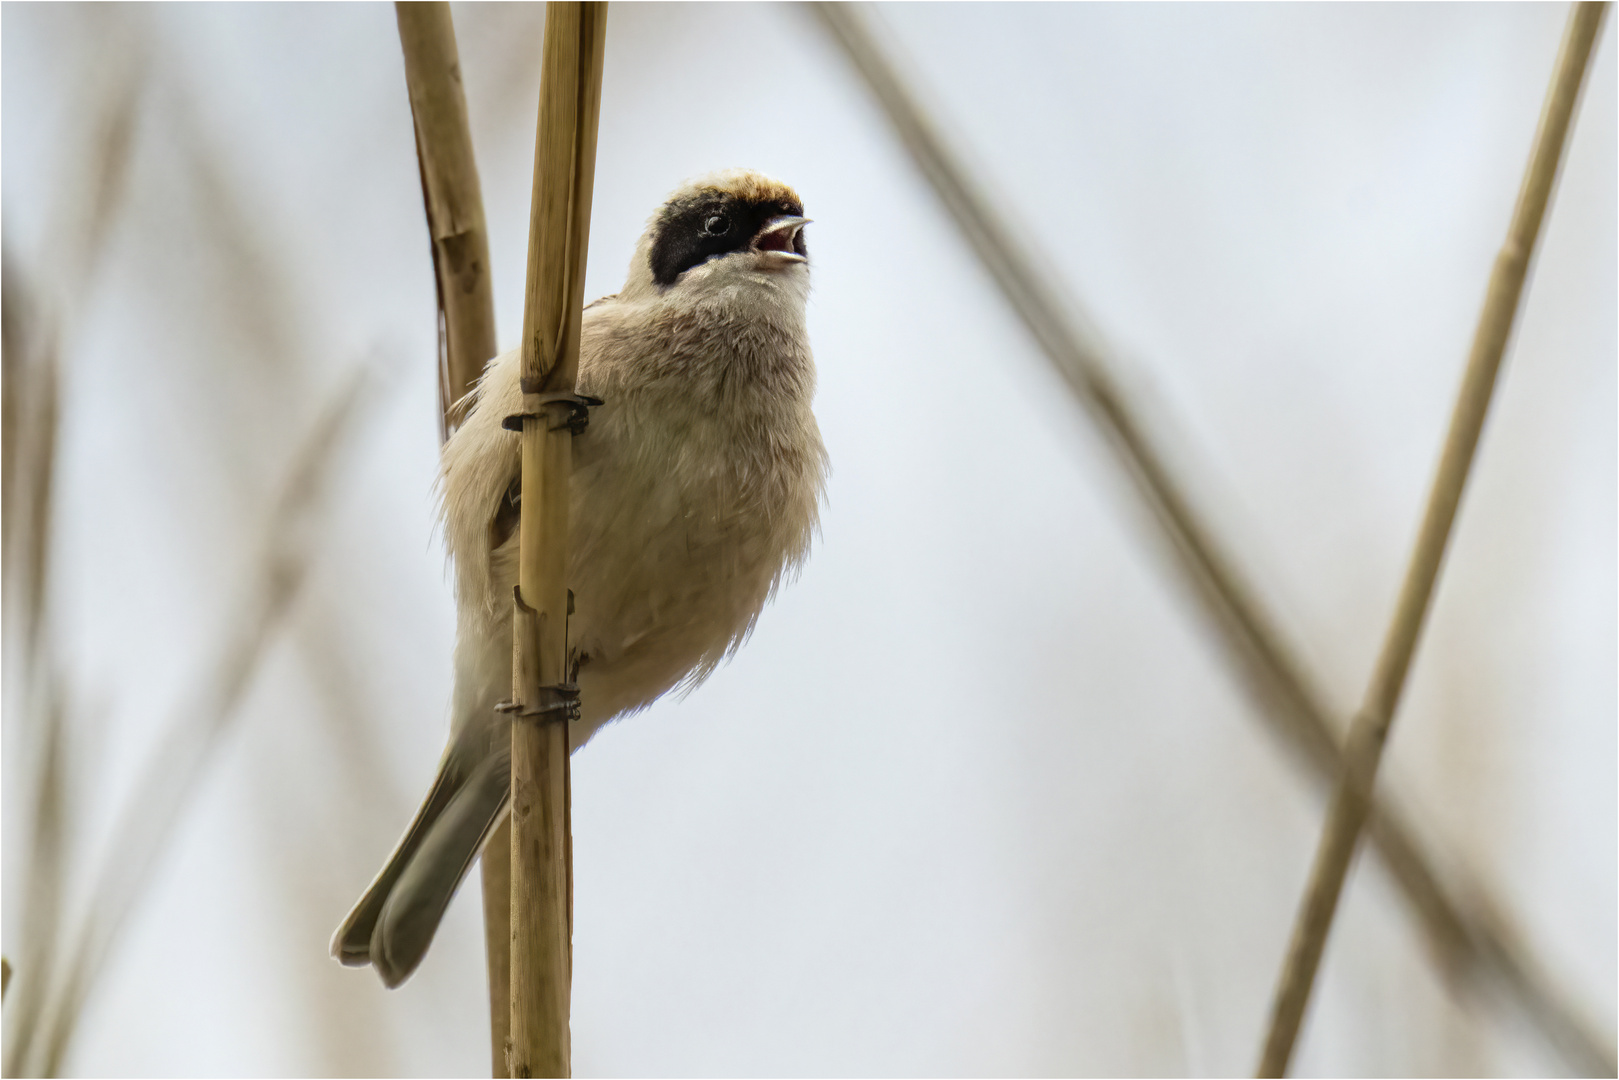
[755, 228, 795, 253]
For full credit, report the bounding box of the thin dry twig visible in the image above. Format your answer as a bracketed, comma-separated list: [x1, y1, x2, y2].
[809, 4, 1617, 1075]
[509, 5, 606, 1076]
[1256, 5, 1612, 1075]
[394, 5, 511, 1072]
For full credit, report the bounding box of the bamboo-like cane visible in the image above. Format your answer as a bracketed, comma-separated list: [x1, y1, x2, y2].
[508, 5, 606, 1077]
[481, 821, 513, 1077]
[1255, 5, 1611, 1075]
[396, 1, 499, 439]
[811, 5, 1616, 1074]
[393, 8, 511, 1074]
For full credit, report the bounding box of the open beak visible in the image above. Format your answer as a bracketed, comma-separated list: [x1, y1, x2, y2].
[752, 215, 810, 262]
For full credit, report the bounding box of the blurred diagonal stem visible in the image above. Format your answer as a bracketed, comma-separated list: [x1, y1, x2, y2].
[0, 256, 68, 1077]
[1, 51, 144, 1075]
[394, 5, 510, 1074]
[1256, 5, 1611, 1075]
[810, 3, 1617, 1075]
[7, 376, 366, 1078]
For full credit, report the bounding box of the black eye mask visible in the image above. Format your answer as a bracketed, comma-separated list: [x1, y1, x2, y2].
[648, 191, 806, 287]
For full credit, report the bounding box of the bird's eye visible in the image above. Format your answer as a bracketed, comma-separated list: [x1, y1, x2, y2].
[703, 214, 729, 235]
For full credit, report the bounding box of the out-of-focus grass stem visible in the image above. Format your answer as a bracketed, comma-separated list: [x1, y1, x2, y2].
[810, 4, 1616, 1075]
[30, 374, 367, 1079]
[1256, 5, 1612, 1075]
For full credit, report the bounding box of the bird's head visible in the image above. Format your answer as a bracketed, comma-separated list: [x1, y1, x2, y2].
[624, 169, 810, 300]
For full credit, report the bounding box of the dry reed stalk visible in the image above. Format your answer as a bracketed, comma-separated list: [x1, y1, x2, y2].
[508, 5, 606, 1076]
[482, 820, 514, 1075]
[393, 5, 511, 1072]
[1255, 5, 1611, 1075]
[396, 1, 499, 438]
[811, 4, 1616, 1074]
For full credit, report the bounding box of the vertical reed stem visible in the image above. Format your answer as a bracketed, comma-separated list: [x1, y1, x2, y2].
[396, 2, 498, 437]
[1256, 5, 1610, 1075]
[394, 6, 508, 1073]
[481, 820, 513, 1076]
[508, 5, 606, 1077]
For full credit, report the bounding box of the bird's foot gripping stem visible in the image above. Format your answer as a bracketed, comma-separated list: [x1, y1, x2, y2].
[495, 684, 580, 723]
[498, 586, 581, 723]
[501, 391, 604, 436]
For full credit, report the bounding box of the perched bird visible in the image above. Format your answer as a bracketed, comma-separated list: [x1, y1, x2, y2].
[333, 170, 828, 988]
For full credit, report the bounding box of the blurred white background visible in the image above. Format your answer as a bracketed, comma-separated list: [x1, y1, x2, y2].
[2, 3, 1613, 1076]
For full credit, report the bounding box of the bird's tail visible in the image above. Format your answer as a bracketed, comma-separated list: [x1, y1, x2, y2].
[331, 746, 510, 988]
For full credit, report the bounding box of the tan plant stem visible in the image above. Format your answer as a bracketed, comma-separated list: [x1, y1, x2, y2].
[1255, 5, 1611, 1075]
[396, 1, 499, 439]
[508, 5, 606, 1077]
[394, 6, 510, 1072]
[481, 820, 514, 1076]
[811, 5, 1616, 1074]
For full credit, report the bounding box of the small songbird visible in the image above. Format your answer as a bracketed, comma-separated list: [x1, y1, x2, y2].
[332, 170, 828, 988]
